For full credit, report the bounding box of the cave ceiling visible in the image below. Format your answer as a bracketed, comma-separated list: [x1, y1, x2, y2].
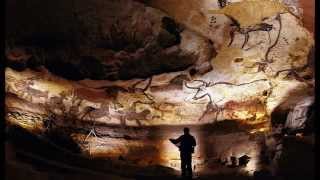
[5, 0, 314, 170]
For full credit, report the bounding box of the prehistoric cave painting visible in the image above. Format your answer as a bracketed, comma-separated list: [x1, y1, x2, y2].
[97, 86, 127, 109]
[28, 89, 49, 102]
[224, 98, 267, 122]
[44, 90, 84, 122]
[169, 74, 190, 86]
[44, 100, 113, 149]
[186, 79, 269, 92]
[185, 80, 222, 121]
[225, 14, 309, 84]
[230, 14, 294, 79]
[228, 18, 273, 49]
[7, 109, 45, 130]
[106, 77, 156, 126]
[209, 0, 287, 27]
[46, 96, 64, 112]
[209, 1, 287, 63]
[80, 106, 102, 144]
[209, 16, 217, 28]
[86, 82, 154, 126]
[97, 76, 154, 104]
[174, 105, 190, 121]
[117, 97, 155, 126]
[119, 109, 152, 126]
[9, 77, 49, 102]
[3, 0, 315, 166]
[151, 102, 178, 121]
[81, 103, 111, 121]
[198, 101, 224, 122]
[128, 76, 154, 102]
[243, 61, 271, 74]
[271, 60, 312, 84]
[218, 0, 228, 9]
[185, 78, 270, 121]
[264, 14, 282, 63]
[150, 74, 191, 92]
[274, 67, 307, 82]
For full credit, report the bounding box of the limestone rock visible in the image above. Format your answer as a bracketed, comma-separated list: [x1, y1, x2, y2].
[5, 0, 314, 172]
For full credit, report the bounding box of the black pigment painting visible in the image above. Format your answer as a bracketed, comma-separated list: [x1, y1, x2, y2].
[4, 0, 315, 180]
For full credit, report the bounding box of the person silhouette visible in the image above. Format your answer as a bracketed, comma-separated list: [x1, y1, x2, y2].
[170, 127, 196, 178]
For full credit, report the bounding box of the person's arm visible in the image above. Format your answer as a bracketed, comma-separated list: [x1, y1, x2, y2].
[170, 135, 182, 144]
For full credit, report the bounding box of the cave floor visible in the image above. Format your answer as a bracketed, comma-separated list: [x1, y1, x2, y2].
[5, 123, 255, 180]
[5, 124, 314, 180]
[6, 143, 252, 180]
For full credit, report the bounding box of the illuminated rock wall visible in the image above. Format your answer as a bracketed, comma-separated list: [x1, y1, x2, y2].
[5, 0, 314, 174]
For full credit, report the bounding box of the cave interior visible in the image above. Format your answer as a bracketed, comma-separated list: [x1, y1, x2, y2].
[5, 0, 315, 180]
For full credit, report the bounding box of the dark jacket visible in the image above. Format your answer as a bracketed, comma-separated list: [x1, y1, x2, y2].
[171, 134, 196, 154]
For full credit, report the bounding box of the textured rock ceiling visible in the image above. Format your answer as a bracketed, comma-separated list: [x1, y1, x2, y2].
[5, 0, 314, 172]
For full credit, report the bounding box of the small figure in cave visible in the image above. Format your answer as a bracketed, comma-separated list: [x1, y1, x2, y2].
[170, 127, 196, 179]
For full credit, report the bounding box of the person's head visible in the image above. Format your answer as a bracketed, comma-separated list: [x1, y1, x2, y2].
[183, 127, 190, 134]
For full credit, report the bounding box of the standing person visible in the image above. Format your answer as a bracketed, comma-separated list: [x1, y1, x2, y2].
[170, 127, 196, 179]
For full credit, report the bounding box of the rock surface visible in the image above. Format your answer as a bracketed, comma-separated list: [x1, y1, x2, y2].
[5, 0, 314, 174]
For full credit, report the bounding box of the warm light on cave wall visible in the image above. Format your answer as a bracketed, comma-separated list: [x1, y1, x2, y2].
[5, 66, 281, 176]
[161, 140, 181, 170]
[159, 129, 204, 173]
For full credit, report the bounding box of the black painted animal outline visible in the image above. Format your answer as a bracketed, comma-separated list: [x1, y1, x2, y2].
[184, 78, 269, 121]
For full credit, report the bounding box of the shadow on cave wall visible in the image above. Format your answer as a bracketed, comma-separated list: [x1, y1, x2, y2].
[277, 136, 315, 180]
[270, 86, 314, 134]
[6, 116, 315, 180]
[270, 107, 290, 126]
[5, 124, 180, 178]
[268, 93, 315, 180]
[6, 125, 82, 154]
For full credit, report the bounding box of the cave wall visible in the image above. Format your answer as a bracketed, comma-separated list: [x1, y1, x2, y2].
[5, 0, 314, 175]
